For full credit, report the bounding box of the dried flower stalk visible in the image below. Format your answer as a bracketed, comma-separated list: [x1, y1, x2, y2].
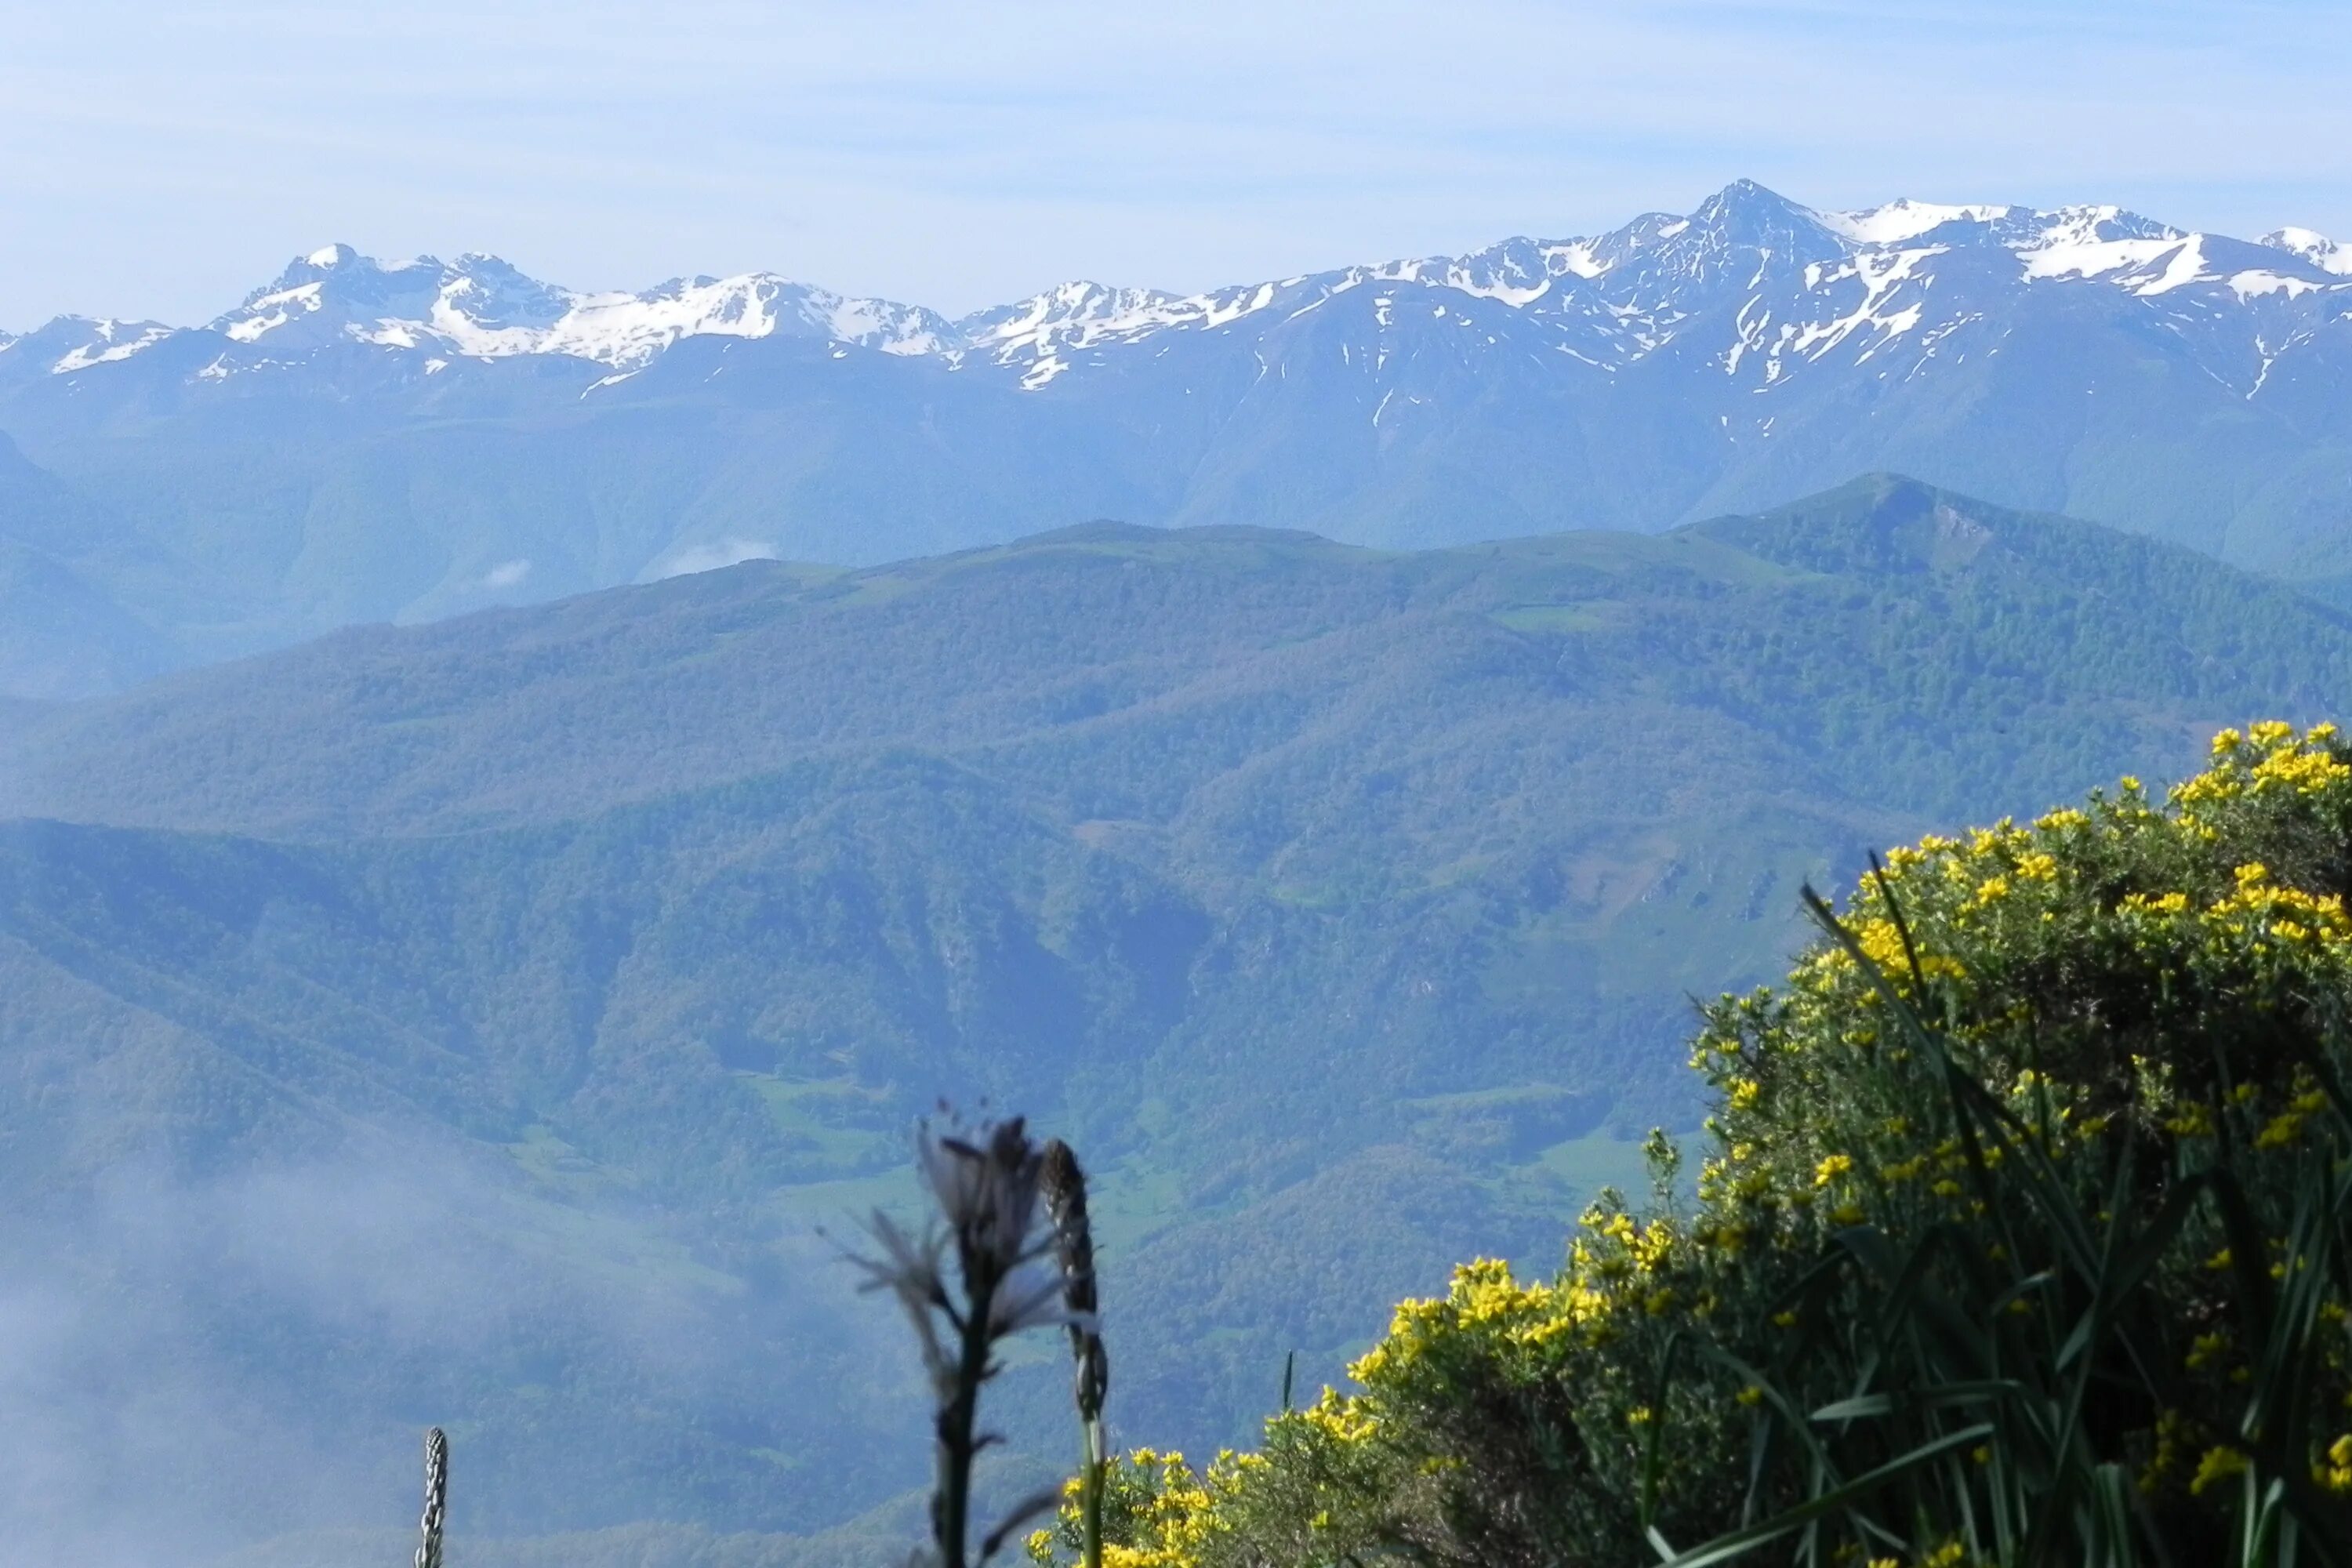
[1042, 1139, 1109, 1568]
[853, 1112, 1080, 1568]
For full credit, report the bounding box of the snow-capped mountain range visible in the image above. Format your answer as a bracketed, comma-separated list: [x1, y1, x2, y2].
[9, 178, 2352, 702]
[9, 180, 2352, 392]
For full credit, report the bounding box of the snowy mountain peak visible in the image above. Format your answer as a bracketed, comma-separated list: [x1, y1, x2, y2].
[530, 271, 952, 366]
[193, 248, 953, 370]
[1674, 181, 1842, 257]
[429, 256, 575, 339]
[962, 281, 1183, 343]
[1532, 180, 1843, 310]
[1820, 198, 2016, 245]
[2025, 205, 2181, 245]
[0, 315, 180, 376]
[955, 279, 1283, 387]
[1420, 235, 1598, 305]
[1693, 178, 1821, 229]
[2259, 227, 2352, 276]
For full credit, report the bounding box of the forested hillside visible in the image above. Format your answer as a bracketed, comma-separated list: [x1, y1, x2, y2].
[2, 475, 2348, 1563]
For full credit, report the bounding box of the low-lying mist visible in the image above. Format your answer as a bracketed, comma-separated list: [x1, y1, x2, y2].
[0, 1138, 927, 1566]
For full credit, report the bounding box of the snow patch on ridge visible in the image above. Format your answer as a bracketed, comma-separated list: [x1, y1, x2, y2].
[2229, 271, 2323, 300]
[1549, 241, 1608, 279]
[2137, 235, 2211, 296]
[961, 278, 1287, 387]
[1821, 199, 2013, 244]
[1740, 245, 1946, 384]
[2012, 207, 2194, 286]
[49, 321, 174, 373]
[425, 274, 945, 367]
[202, 249, 953, 370]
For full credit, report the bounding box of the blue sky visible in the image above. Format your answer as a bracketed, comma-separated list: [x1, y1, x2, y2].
[6, 0, 2350, 326]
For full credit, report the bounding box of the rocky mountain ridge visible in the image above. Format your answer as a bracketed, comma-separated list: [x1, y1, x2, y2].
[9, 181, 2348, 398]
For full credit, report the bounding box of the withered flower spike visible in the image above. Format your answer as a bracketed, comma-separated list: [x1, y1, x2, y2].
[1041, 1138, 1109, 1423]
[855, 1110, 1082, 1568]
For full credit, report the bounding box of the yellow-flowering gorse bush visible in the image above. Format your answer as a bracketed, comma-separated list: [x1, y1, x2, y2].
[1037, 724, 2352, 1567]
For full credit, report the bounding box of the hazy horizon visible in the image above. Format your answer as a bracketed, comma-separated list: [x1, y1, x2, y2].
[7, 0, 2352, 327]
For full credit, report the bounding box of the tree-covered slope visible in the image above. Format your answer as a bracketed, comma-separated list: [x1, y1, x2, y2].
[2, 476, 2350, 1561]
[12, 475, 2345, 840]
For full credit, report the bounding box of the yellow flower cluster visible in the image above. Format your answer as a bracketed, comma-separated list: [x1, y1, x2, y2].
[1298, 1387, 1377, 1445]
[1080, 724, 2352, 1566]
[1026, 1447, 1254, 1568]
[1849, 917, 1967, 983]
[2139, 1410, 2188, 1495]
[2197, 861, 2352, 954]
[1352, 1210, 1697, 1392]
[2318, 1434, 2352, 1495]
[2190, 1444, 2249, 1496]
[2176, 721, 2349, 807]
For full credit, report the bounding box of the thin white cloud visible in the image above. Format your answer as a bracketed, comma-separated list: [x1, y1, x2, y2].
[648, 539, 781, 580]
